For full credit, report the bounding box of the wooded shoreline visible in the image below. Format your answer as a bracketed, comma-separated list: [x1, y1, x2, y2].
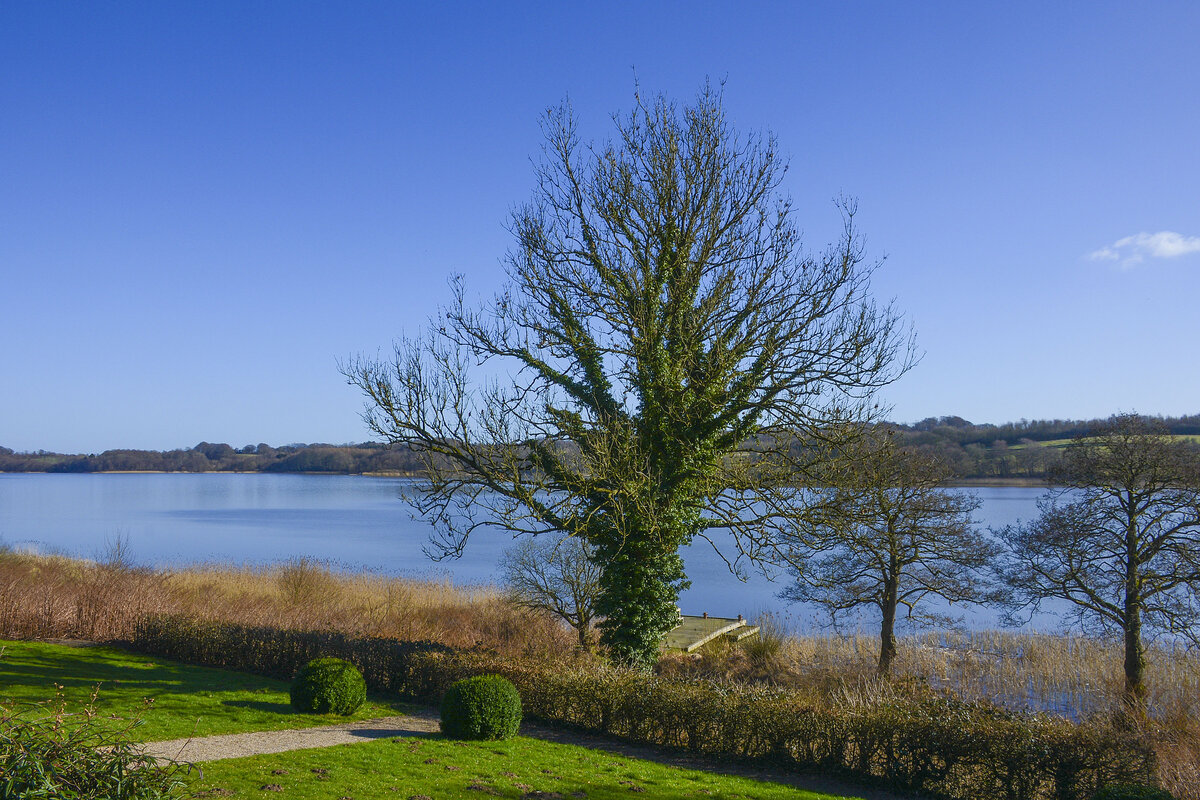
[3, 413, 1198, 481]
[0, 468, 1045, 487]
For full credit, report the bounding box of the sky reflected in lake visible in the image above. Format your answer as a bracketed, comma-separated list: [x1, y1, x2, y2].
[0, 473, 1053, 633]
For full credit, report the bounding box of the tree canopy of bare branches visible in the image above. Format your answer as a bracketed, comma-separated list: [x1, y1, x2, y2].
[780, 430, 996, 675]
[343, 83, 911, 666]
[500, 535, 601, 650]
[999, 413, 1200, 709]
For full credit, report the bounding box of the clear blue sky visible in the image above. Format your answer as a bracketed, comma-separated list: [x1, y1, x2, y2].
[3, 2, 1197, 453]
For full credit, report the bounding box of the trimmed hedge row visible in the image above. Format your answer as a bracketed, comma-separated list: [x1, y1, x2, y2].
[129, 616, 1155, 800]
[131, 614, 451, 696]
[405, 650, 1154, 800]
[1093, 787, 1175, 800]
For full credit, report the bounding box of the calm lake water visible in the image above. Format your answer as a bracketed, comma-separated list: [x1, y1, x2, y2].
[0, 473, 1051, 632]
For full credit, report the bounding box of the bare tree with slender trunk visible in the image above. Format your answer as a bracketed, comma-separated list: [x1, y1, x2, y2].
[779, 430, 996, 675]
[999, 413, 1200, 710]
[342, 83, 912, 666]
[500, 535, 600, 650]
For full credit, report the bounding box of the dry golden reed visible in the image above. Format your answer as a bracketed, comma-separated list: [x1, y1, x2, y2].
[658, 620, 1200, 800]
[0, 549, 570, 656]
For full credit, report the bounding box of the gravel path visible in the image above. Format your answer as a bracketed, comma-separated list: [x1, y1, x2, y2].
[140, 709, 907, 800]
[140, 712, 440, 763]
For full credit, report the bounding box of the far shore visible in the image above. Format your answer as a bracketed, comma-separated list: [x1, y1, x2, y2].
[943, 477, 1049, 488]
[0, 469, 419, 477]
[2, 469, 1047, 487]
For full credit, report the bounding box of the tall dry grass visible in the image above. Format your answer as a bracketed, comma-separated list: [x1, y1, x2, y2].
[0, 549, 571, 657]
[659, 619, 1200, 799]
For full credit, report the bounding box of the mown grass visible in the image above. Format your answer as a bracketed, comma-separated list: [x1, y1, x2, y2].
[185, 734, 859, 800]
[0, 640, 408, 741]
[1, 641, 860, 799]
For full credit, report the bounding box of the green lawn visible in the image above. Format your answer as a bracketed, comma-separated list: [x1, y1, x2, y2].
[0, 640, 408, 741]
[1, 640, 861, 799]
[186, 734, 859, 800]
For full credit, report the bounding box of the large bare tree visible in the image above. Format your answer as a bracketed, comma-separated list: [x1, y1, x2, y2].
[999, 413, 1200, 709]
[780, 430, 996, 675]
[343, 84, 911, 666]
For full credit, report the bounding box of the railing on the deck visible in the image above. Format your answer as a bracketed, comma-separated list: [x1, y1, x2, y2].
[661, 613, 759, 652]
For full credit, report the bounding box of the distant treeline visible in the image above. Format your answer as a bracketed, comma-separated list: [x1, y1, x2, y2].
[3, 413, 1199, 480]
[0, 441, 421, 475]
[888, 413, 1200, 479]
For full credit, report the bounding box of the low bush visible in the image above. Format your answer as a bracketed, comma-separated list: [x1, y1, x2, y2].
[1093, 786, 1175, 800]
[440, 674, 522, 740]
[0, 694, 187, 799]
[290, 657, 366, 715]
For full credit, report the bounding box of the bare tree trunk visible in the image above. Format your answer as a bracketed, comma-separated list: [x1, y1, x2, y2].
[1123, 517, 1147, 713]
[576, 618, 591, 651]
[878, 580, 898, 677]
[1123, 599, 1147, 711]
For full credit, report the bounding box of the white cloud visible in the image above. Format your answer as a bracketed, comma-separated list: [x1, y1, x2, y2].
[1088, 231, 1200, 268]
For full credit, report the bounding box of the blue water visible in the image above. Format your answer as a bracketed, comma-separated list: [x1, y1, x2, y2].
[0, 473, 1049, 631]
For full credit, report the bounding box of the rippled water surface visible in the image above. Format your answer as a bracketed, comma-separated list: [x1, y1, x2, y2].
[0, 473, 1050, 630]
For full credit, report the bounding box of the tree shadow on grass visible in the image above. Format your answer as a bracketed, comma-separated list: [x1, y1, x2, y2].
[0, 644, 284, 699]
[221, 699, 293, 714]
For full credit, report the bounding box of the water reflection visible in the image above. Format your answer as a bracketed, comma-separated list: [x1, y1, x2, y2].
[0, 473, 1051, 631]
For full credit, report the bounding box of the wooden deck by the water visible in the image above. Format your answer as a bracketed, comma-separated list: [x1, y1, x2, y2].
[662, 615, 760, 652]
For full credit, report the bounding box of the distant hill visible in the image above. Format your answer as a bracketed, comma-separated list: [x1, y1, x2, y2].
[887, 413, 1200, 480]
[4, 413, 1198, 480]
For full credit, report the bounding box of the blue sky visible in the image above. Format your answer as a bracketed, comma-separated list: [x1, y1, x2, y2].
[2, 2, 1198, 453]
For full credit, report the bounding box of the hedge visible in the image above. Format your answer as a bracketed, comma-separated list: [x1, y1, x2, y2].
[402, 649, 1155, 800]
[131, 614, 451, 697]
[130, 615, 1155, 800]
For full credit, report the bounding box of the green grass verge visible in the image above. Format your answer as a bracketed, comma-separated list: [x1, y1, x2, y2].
[1009, 434, 1200, 450]
[186, 734, 860, 800]
[0, 640, 408, 741]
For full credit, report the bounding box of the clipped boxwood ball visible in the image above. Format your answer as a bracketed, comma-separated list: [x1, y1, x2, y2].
[290, 657, 366, 715]
[1094, 786, 1175, 800]
[440, 674, 522, 740]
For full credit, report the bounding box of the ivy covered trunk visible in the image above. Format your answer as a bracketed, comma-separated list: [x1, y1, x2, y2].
[592, 534, 688, 667]
[590, 498, 701, 667]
